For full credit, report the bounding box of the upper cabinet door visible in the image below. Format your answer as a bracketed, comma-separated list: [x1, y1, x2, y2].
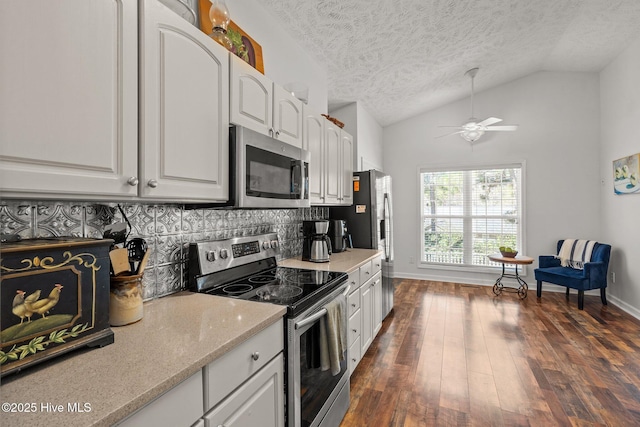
[230, 55, 272, 136]
[0, 0, 138, 199]
[140, 0, 229, 201]
[303, 105, 325, 204]
[273, 85, 303, 148]
[340, 131, 354, 204]
[324, 123, 341, 205]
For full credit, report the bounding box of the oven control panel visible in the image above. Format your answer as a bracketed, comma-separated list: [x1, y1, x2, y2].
[232, 241, 260, 258]
[189, 233, 280, 278]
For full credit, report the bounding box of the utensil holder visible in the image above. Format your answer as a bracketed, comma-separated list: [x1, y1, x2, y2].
[109, 274, 144, 326]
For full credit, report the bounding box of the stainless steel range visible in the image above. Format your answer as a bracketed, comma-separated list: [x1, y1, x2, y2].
[188, 233, 350, 427]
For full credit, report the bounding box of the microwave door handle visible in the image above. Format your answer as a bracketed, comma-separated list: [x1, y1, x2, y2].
[293, 160, 306, 199]
[291, 160, 302, 199]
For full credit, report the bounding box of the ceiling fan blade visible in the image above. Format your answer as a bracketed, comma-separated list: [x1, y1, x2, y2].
[478, 117, 502, 126]
[485, 125, 518, 131]
[438, 125, 464, 128]
[435, 131, 464, 139]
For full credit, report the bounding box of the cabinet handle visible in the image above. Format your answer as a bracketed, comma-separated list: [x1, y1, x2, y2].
[147, 179, 158, 188]
[351, 303, 356, 307]
[251, 351, 260, 361]
[352, 358, 357, 363]
[268, 128, 274, 137]
[352, 329, 357, 333]
[275, 130, 280, 138]
[127, 177, 139, 186]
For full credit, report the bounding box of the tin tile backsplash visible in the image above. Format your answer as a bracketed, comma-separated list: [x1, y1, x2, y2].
[0, 201, 327, 300]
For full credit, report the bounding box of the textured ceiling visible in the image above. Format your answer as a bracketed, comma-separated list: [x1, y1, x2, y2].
[260, 0, 640, 127]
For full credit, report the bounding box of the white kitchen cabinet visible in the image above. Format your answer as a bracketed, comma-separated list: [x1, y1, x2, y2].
[359, 255, 382, 356]
[116, 319, 284, 427]
[373, 272, 383, 336]
[140, 0, 229, 201]
[348, 336, 361, 376]
[302, 105, 353, 206]
[360, 278, 373, 353]
[360, 271, 382, 356]
[203, 319, 284, 427]
[230, 55, 303, 148]
[372, 256, 383, 335]
[324, 121, 342, 205]
[116, 371, 203, 427]
[340, 131, 354, 205]
[203, 354, 284, 427]
[303, 105, 326, 204]
[0, 0, 138, 199]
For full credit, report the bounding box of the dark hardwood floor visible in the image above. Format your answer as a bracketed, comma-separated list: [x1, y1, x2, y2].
[340, 279, 640, 426]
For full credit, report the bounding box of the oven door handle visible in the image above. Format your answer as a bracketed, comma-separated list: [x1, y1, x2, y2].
[295, 308, 327, 330]
[294, 284, 351, 330]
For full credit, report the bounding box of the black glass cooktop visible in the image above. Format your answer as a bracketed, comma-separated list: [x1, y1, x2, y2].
[203, 266, 347, 317]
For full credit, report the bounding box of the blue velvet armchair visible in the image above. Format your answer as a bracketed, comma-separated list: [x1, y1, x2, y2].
[534, 240, 611, 310]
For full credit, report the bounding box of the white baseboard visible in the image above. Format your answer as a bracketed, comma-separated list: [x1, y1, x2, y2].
[607, 294, 640, 320]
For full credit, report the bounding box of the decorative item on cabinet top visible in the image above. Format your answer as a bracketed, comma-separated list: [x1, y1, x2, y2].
[198, 0, 264, 73]
[322, 114, 345, 128]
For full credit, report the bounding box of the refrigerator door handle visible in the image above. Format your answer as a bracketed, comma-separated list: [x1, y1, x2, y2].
[383, 192, 391, 262]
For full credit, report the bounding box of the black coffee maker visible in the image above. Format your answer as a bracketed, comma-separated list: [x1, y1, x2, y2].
[328, 219, 351, 253]
[302, 220, 332, 262]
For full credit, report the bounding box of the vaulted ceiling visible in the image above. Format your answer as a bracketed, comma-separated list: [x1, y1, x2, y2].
[261, 0, 640, 126]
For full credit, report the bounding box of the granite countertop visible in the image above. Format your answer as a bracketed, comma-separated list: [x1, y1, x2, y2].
[279, 248, 381, 272]
[0, 292, 286, 427]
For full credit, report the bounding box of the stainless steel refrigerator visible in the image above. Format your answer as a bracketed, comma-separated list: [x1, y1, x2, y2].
[330, 170, 394, 318]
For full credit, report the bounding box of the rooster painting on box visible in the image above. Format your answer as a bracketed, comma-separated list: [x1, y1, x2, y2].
[0, 238, 114, 377]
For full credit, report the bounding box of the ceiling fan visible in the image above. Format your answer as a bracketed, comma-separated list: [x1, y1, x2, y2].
[438, 67, 518, 143]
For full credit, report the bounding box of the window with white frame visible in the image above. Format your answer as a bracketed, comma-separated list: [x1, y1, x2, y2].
[419, 164, 523, 268]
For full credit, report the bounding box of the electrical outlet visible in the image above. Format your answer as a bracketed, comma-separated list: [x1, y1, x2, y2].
[409, 256, 415, 264]
[611, 271, 616, 283]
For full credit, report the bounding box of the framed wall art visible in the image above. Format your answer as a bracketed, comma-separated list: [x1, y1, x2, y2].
[613, 153, 640, 194]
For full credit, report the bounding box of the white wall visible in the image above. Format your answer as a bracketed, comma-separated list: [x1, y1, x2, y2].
[600, 35, 640, 317]
[330, 102, 384, 171]
[383, 71, 602, 286]
[229, 0, 328, 113]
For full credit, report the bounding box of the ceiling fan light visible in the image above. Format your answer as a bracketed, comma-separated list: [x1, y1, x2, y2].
[461, 129, 484, 142]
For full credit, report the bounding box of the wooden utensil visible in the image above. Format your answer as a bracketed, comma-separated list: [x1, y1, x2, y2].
[109, 248, 131, 276]
[136, 250, 151, 275]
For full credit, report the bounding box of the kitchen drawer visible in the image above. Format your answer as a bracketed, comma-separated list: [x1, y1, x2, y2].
[347, 269, 360, 291]
[348, 336, 361, 375]
[359, 260, 373, 284]
[203, 319, 284, 411]
[371, 255, 382, 273]
[348, 308, 361, 347]
[347, 286, 360, 317]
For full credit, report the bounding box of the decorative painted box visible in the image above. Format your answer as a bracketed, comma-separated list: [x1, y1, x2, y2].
[1, 238, 114, 377]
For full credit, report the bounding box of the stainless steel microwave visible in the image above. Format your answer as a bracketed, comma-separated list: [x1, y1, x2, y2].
[231, 126, 310, 208]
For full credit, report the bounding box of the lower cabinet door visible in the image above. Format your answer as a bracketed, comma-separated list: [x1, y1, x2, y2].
[348, 336, 361, 376]
[117, 371, 203, 427]
[204, 354, 284, 427]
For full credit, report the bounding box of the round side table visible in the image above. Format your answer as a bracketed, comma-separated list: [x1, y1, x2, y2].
[487, 254, 534, 299]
